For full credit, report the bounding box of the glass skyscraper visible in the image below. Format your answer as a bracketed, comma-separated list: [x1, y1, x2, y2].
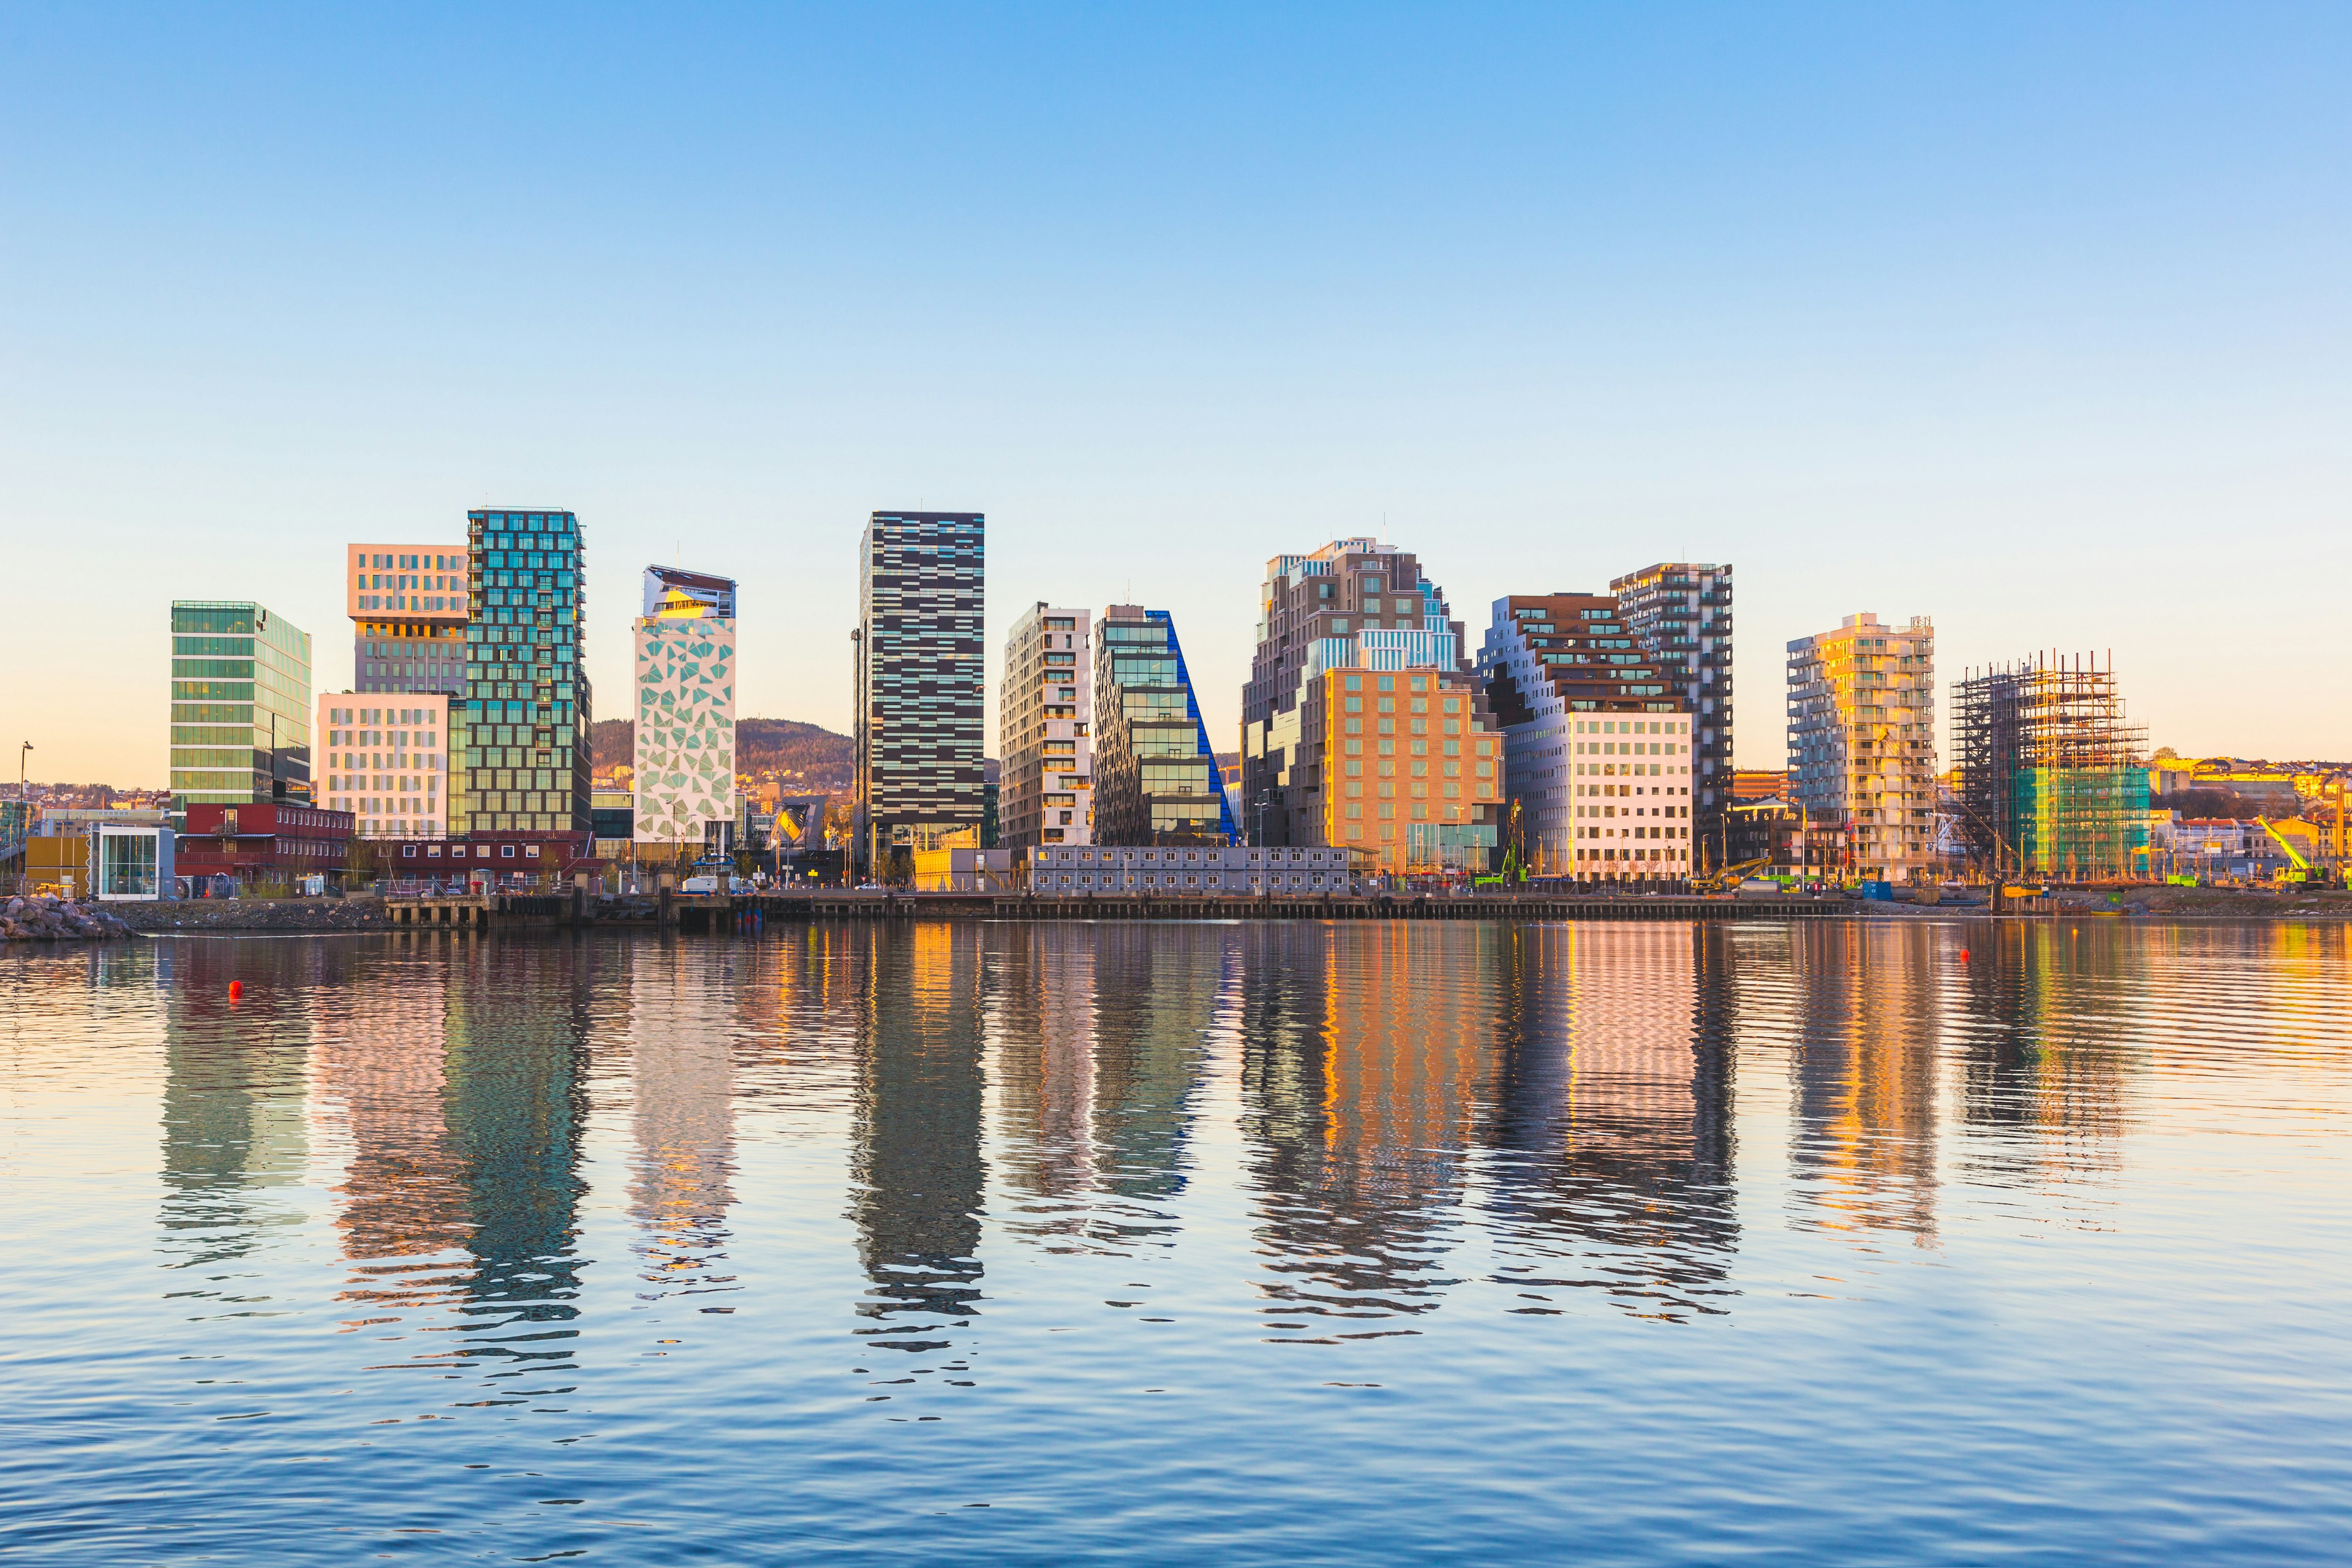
[1092, 605, 1237, 844]
[457, 508, 591, 836]
[853, 510, 984, 877]
[168, 600, 313, 820]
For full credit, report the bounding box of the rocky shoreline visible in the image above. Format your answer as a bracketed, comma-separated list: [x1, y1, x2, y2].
[2, 894, 139, 942]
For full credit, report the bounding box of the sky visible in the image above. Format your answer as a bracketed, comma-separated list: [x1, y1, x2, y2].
[3, 2, 2347, 786]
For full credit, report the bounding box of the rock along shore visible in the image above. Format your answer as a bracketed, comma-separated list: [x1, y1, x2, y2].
[2, 894, 138, 942]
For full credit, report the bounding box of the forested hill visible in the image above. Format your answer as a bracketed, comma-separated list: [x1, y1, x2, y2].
[591, 717, 853, 791]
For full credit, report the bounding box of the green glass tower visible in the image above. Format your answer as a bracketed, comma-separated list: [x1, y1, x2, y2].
[168, 600, 314, 821]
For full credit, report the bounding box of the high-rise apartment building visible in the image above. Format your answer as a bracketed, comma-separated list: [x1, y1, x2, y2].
[633, 566, 737, 846]
[1477, 594, 1692, 878]
[1001, 604, 1093, 848]
[345, 544, 468, 695]
[853, 510, 985, 876]
[457, 508, 590, 837]
[1611, 563, 1733, 859]
[168, 601, 313, 820]
[1093, 605, 1235, 845]
[316, 692, 453, 839]
[1241, 538, 1501, 869]
[1786, 612, 1937, 881]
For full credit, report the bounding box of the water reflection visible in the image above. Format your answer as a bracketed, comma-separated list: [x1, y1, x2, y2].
[440, 942, 592, 1380]
[630, 943, 737, 1303]
[850, 923, 988, 1353]
[158, 940, 312, 1284]
[1784, 925, 1942, 1243]
[1240, 924, 1502, 1337]
[1480, 924, 1740, 1321]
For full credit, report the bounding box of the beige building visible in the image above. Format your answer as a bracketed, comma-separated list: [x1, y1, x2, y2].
[317, 692, 453, 839]
[1000, 604, 1093, 848]
[1786, 612, 1936, 880]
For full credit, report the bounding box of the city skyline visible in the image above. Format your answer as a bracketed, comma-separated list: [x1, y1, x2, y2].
[7, 7, 2350, 785]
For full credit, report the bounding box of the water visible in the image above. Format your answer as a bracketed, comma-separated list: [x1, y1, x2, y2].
[2, 919, 2348, 1563]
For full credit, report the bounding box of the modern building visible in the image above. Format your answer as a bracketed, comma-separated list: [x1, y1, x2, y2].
[852, 510, 985, 877]
[1787, 612, 1939, 881]
[1092, 605, 1235, 845]
[1477, 593, 1687, 877]
[633, 565, 737, 846]
[345, 544, 468, 695]
[1952, 651, 2148, 881]
[1001, 604, 1093, 848]
[457, 508, 592, 837]
[1311, 666, 1506, 872]
[1241, 538, 1501, 869]
[168, 601, 314, 821]
[1028, 843, 1365, 894]
[315, 693, 453, 838]
[1611, 562, 1733, 856]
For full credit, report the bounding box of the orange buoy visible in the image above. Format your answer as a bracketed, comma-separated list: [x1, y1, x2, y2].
[1958, 949, 1970, 960]
[228, 981, 244, 1000]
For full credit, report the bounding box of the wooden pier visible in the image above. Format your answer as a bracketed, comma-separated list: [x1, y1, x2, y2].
[383, 890, 584, 929]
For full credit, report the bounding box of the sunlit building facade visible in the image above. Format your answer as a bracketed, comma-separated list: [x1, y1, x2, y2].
[1001, 603, 1092, 848]
[853, 510, 986, 876]
[345, 543, 467, 696]
[168, 600, 313, 820]
[1787, 612, 1937, 880]
[633, 565, 737, 845]
[458, 508, 592, 836]
[316, 692, 453, 838]
[1092, 605, 1235, 845]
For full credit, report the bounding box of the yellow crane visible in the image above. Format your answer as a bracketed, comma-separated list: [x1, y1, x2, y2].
[2255, 816, 2312, 885]
[1694, 854, 1774, 894]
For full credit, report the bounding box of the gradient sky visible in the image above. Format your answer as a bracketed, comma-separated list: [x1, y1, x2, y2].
[4, 3, 2346, 786]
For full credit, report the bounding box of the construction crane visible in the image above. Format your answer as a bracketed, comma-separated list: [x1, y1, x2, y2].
[2255, 816, 2313, 886]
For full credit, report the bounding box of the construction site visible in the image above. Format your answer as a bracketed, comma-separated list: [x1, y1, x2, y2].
[1954, 652, 2150, 882]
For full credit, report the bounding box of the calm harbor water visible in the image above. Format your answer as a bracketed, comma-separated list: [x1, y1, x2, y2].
[2, 919, 2348, 1563]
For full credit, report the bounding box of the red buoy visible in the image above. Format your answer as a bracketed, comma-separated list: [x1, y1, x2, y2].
[228, 981, 244, 1000]
[1958, 949, 1970, 961]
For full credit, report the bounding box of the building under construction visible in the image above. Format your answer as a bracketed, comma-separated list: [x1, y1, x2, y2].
[1953, 652, 2149, 881]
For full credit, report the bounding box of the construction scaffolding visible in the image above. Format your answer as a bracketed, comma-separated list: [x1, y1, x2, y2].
[1953, 652, 2149, 882]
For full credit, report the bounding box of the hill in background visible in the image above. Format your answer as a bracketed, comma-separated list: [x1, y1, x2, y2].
[592, 717, 853, 793]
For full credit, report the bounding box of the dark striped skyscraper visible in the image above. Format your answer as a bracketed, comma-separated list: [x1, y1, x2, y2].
[458, 508, 591, 837]
[853, 511, 985, 877]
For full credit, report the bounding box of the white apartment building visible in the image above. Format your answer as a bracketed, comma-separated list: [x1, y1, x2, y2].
[1001, 604, 1093, 848]
[1787, 612, 1937, 881]
[317, 692, 452, 838]
[632, 566, 738, 846]
[1478, 597, 1695, 880]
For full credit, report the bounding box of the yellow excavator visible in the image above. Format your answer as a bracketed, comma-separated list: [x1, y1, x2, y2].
[1694, 854, 1775, 895]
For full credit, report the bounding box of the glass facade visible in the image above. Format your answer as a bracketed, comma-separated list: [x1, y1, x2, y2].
[1093, 607, 1237, 844]
[169, 601, 312, 820]
[457, 510, 592, 835]
[853, 511, 986, 874]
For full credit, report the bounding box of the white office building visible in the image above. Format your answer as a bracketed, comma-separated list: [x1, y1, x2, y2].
[1001, 603, 1093, 847]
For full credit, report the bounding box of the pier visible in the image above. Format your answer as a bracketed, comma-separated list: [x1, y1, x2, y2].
[662, 889, 1845, 931]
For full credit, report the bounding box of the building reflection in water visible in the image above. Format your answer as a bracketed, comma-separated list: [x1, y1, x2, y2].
[850, 922, 987, 1354]
[989, 925, 1222, 1254]
[1240, 924, 1500, 1338]
[312, 940, 473, 1313]
[157, 940, 315, 1283]
[629, 941, 739, 1302]
[1480, 923, 1740, 1321]
[440, 940, 593, 1381]
[1953, 921, 2132, 1194]
[1785, 924, 1941, 1243]
[989, 925, 1101, 1234]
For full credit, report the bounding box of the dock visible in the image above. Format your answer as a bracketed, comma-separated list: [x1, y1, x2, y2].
[662, 889, 1845, 930]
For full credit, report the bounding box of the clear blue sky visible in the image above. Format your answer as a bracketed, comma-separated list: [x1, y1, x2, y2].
[4, 3, 2346, 783]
